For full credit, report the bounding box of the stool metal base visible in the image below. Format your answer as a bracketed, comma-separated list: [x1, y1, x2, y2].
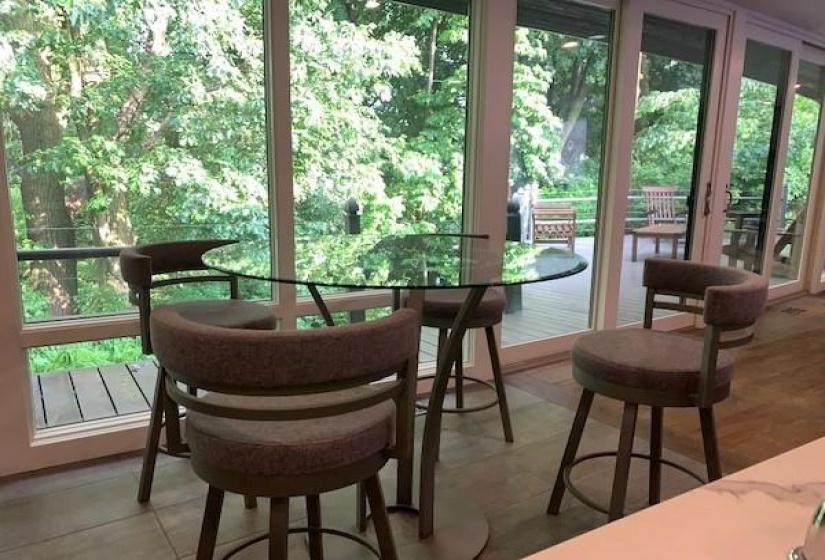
[560, 450, 706, 516]
[221, 526, 382, 560]
[415, 373, 499, 414]
[324, 474, 490, 560]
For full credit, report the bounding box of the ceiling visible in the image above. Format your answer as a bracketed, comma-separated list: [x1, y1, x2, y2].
[729, 0, 825, 37]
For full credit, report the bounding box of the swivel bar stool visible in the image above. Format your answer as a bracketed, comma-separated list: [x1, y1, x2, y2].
[151, 306, 419, 560]
[417, 287, 514, 443]
[120, 239, 277, 504]
[547, 259, 767, 522]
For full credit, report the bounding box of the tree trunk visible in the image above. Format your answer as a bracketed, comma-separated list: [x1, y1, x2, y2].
[425, 16, 442, 97]
[557, 56, 593, 154]
[11, 104, 78, 316]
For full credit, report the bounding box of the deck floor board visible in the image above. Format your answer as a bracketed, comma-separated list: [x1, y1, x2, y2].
[98, 365, 149, 415]
[39, 372, 82, 427]
[127, 361, 159, 404]
[70, 368, 116, 421]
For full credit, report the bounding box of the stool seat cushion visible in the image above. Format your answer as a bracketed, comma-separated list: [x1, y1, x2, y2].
[173, 300, 276, 330]
[418, 288, 505, 328]
[186, 390, 394, 477]
[572, 329, 734, 396]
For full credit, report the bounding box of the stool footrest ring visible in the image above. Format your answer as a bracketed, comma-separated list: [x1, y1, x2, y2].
[220, 525, 382, 559]
[415, 373, 499, 413]
[561, 450, 706, 516]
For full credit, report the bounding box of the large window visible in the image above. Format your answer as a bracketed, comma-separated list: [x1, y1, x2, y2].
[2, 1, 268, 368]
[720, 40, 791, 276]
[618, 15, 716, 325]
[290, 0, 469, 238]
[501, 0, 613, 345]
[288, 0, 470, 307]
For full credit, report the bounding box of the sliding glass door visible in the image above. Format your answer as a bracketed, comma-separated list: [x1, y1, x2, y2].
[773, 58, 825, 283]
[501, 0, 614, 347]
[718, 39, 792, 277]
[617, 10, 726, 325]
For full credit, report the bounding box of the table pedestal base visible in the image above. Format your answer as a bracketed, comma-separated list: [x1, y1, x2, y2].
[302, 477, 489, 560]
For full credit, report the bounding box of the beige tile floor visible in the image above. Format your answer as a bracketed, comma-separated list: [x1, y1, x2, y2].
[0, 375, 706, 560]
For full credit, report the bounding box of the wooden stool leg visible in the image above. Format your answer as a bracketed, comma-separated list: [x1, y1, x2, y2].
[269, 498, 289, 560]
[306, 494, 324, 560]
[547, 389, 594, 514]
[632, 234, 639, 262]
[138, 367, 166, 503]
[654, 236, 661, 255]
[244, 495, 258, 509]
[649, 406, 663, 505]
[196, 486, 224, 560]
[609, 402, 638, 522]
[699, 407, 722, 481]
[485, 326, 513, 443]
[363, 474, 397, 560]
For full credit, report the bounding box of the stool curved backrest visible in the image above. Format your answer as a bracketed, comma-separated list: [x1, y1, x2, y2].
[120, 239, 239, 354]
[152, 305, 419, 406]
[641, 259, 768, 406]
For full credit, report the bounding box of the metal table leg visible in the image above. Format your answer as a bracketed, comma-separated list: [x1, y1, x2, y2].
[418, 286, 487, 539]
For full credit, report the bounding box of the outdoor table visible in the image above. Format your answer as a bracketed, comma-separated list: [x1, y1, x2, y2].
[204, 234, 588, 559]
[631, 223, 686, 261]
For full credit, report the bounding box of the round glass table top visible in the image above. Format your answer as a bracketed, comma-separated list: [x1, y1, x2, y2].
[203, 234, 588, 290]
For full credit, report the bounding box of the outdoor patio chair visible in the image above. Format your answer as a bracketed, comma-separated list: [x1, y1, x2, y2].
[120, 239, 277, 504]
[150, 305, 418, 560]
[641, 186, 684, 225]
[532, 201, 577, 251]
[546, 259, 767, 522]
[631, 186, 687, 261]
[722, 205, 807, 275]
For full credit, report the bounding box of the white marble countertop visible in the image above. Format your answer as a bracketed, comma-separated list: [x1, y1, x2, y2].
[527, 436, 825, 559]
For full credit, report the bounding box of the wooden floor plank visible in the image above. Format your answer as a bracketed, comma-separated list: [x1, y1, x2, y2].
[70, 368, 116, 421]
[30, 376, 46, 430]
[39, 372, 82, 427]
[98, 365, 150, 415]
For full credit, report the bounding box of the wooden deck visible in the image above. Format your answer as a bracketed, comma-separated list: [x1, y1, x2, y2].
[31, 361, 160, 429]
[26, 234, 673, 430]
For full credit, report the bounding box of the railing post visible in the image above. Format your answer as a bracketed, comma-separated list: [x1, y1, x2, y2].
[344, 197, 361, 235]
[505, 194, 523, 314]
[344, 197, 366, 324]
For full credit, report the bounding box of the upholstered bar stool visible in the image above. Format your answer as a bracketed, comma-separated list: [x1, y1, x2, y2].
[547, 259, 767, 522]
[415, 287, 513, 443]
[151, 306, 419, 560]
[120, 239, 277, 504]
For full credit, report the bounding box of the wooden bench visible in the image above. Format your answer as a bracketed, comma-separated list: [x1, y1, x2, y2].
[532, 202, 576, 251]
[631, 224, 686, 261]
